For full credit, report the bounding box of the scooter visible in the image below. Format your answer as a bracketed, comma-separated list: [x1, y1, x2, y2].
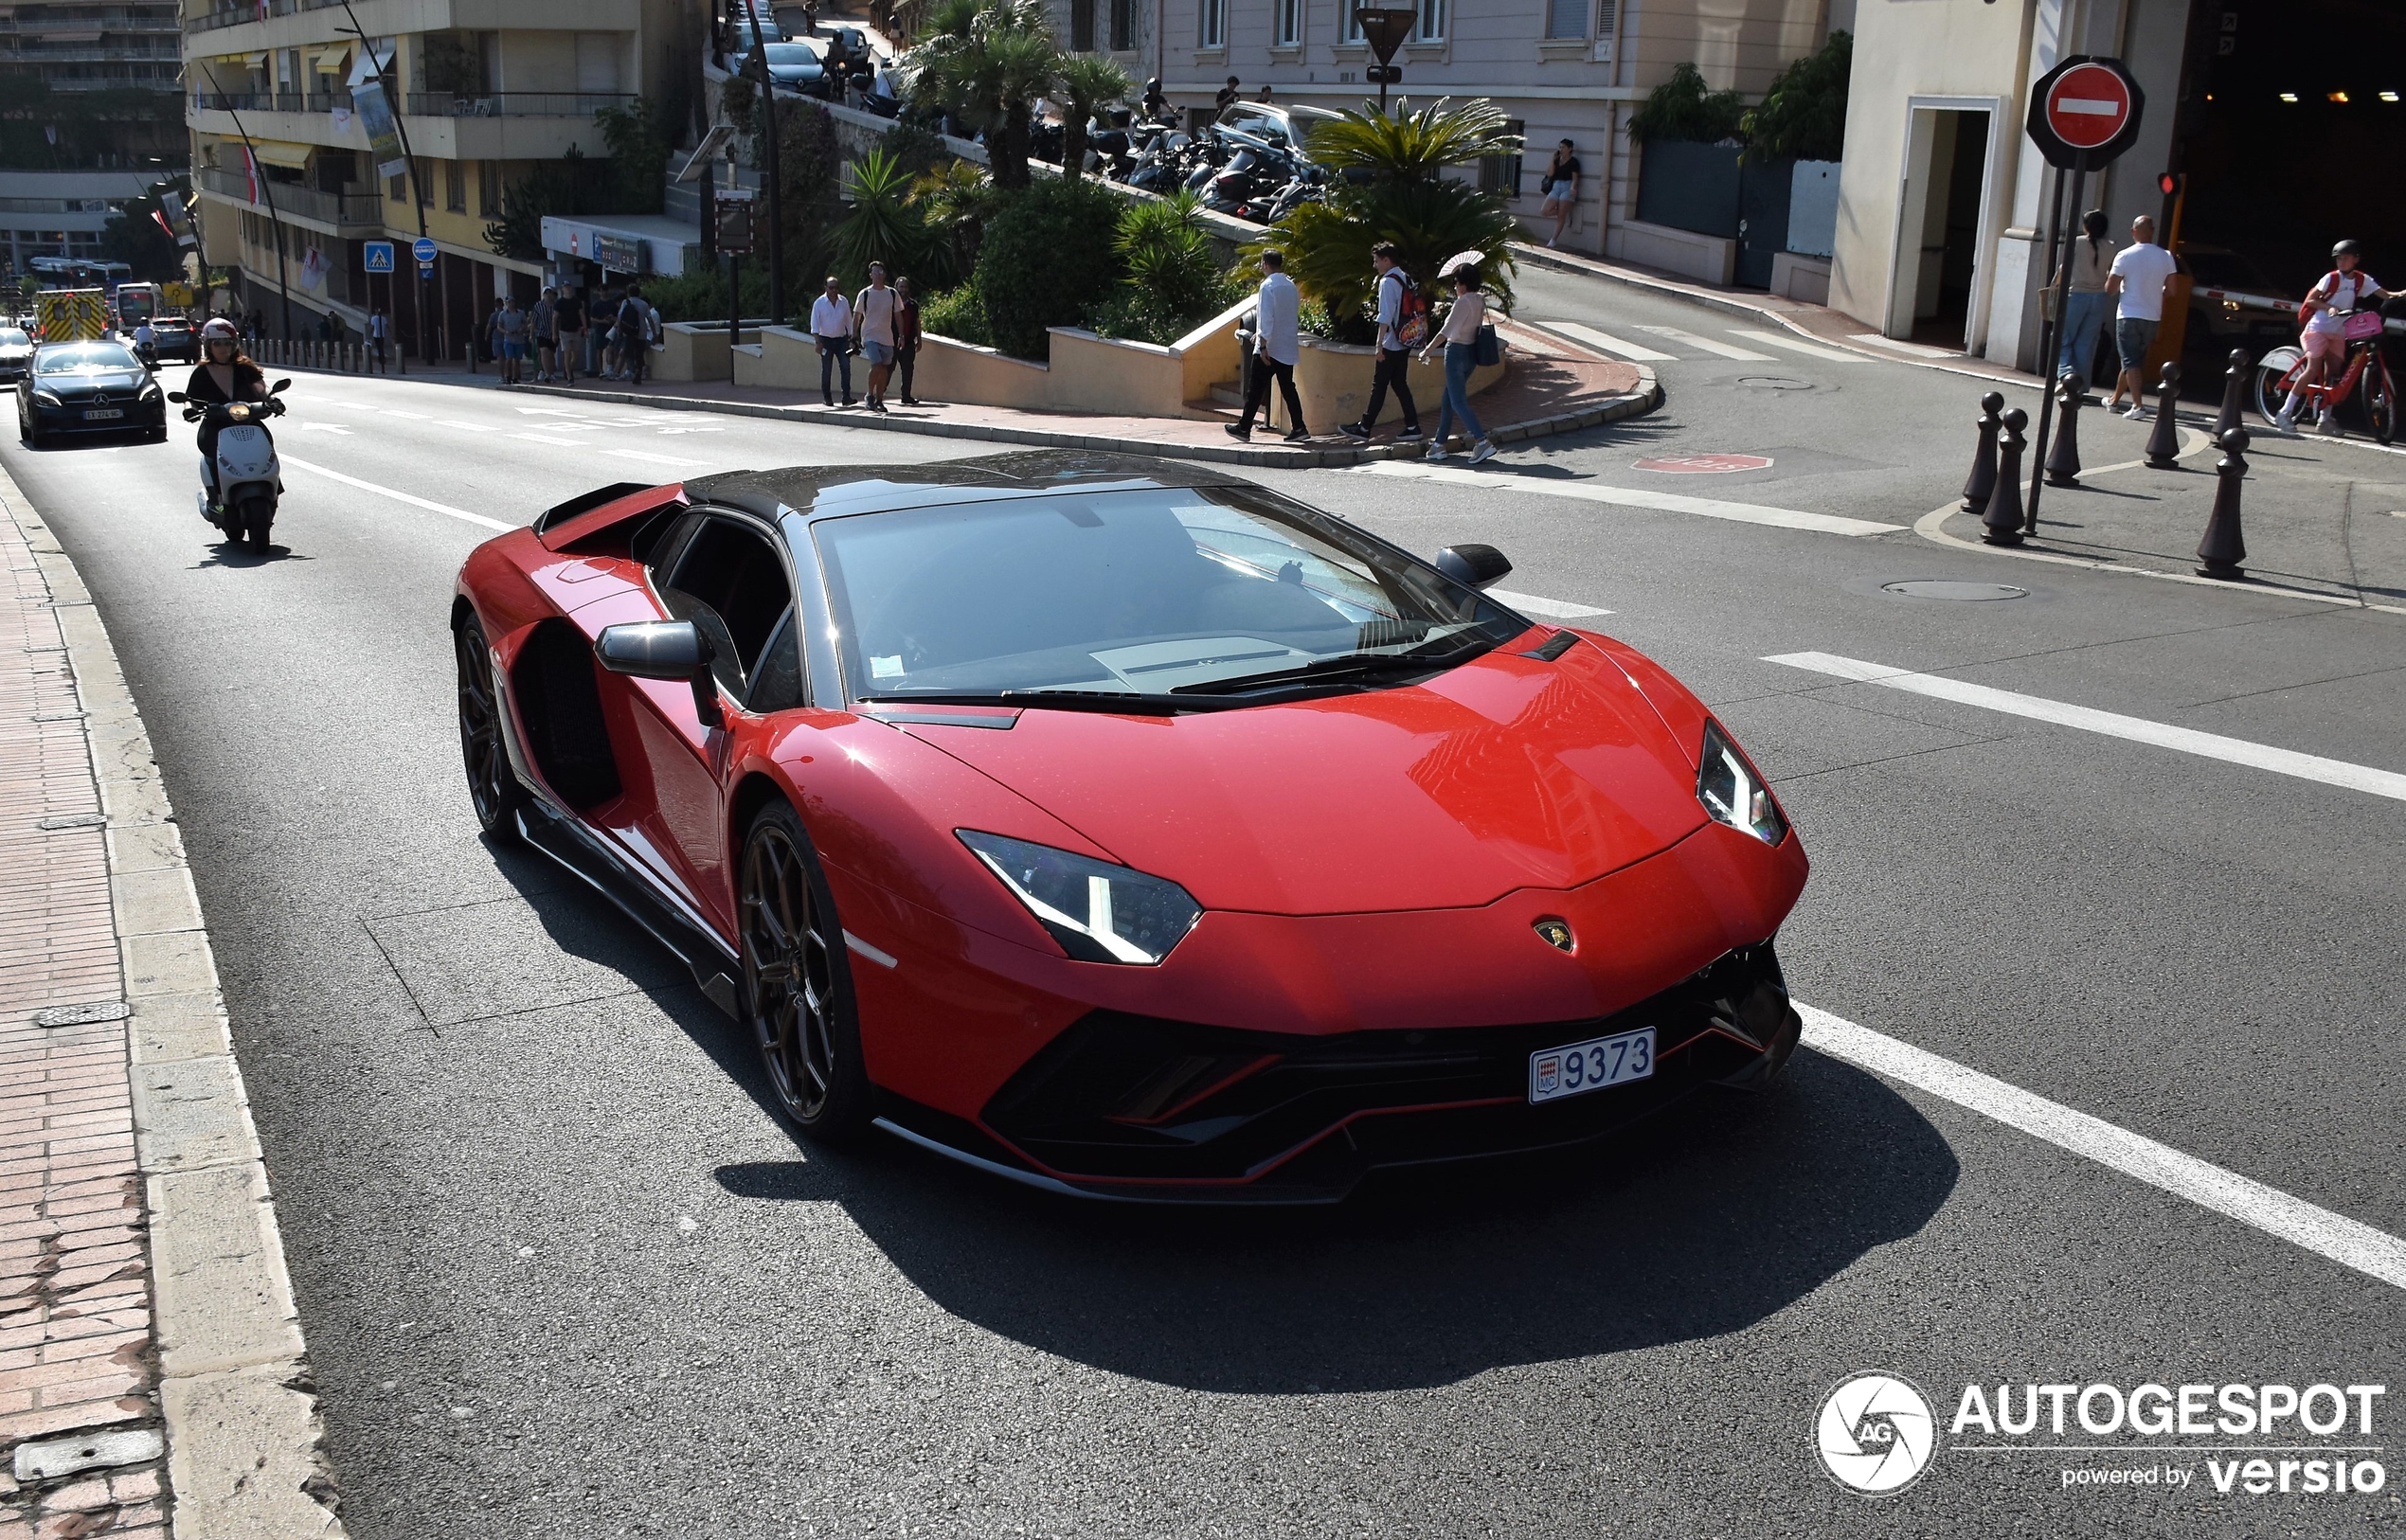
[170, 379, 290, 551]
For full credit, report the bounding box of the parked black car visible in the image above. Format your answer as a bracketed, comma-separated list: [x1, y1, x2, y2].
[18, 339, 167, 447]
[0, 325, 32, 382]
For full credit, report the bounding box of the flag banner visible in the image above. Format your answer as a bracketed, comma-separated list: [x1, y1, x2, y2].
[351, 80, 407, 180]
[299, 247, 328, 290]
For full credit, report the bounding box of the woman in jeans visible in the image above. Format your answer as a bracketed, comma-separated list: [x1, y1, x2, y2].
[1418, 266, 1499, 465]
[2051, 209, 2114, 388]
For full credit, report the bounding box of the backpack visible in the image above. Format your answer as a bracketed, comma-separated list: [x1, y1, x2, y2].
[2299, 271, 2363, 330]
[1393, 274, 1428, 348]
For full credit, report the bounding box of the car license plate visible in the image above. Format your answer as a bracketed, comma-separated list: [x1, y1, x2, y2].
[1529, 1027, 1655, 1104]
[82, 408, 122, 421]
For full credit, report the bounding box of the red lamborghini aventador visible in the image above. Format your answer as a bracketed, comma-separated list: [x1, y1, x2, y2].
[452, 451, 1808, 1201]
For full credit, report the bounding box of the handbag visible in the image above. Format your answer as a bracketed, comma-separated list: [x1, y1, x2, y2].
[1473, 322, 1500, 367]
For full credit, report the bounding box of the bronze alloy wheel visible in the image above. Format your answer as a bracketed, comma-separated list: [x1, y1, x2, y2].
[454, 618, 526, 842]
[740, 802, 869, 1138]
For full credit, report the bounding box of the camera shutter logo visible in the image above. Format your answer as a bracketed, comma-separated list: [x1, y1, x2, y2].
[1817, 1373, 1936, 1494]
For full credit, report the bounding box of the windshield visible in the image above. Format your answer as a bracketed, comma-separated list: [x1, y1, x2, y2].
[37, 343, 139, 374]
[760, 43, 819, 63]
[0, 330, 27, 348]
[814, 485, 1531, 703]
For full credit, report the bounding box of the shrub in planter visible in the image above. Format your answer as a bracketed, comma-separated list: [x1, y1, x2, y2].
[919, 282, 992, 348]
[973, 176, 1124, 358]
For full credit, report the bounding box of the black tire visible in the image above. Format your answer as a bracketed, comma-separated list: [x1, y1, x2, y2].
[2253, 356, 2301, 425]
[738, 798, 871, 1142]
[453, 616, 529, 843]
[2366, 363, 2397, 445]
[242, 499, 272, 551]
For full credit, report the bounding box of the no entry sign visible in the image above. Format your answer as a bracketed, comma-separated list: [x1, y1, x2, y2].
[2026, 55, 2145, 169]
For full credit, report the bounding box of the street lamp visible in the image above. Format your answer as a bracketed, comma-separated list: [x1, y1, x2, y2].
[1353, 6, 1412, 113]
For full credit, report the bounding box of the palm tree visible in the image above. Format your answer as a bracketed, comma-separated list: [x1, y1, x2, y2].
[1300, 96, 1520, 184]
[834, 149, 931, 285]
[898, 0, 1060, 189]
[1053, 53, 1133, 182]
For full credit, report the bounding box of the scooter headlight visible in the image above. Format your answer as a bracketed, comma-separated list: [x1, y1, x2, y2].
[227, 403, 250, 421]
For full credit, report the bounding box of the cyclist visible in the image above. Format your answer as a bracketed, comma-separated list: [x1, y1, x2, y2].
[2277, 239, 2387, 436]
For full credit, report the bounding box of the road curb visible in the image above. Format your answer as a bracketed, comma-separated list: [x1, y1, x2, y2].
[505, 374, 1662, 466]
[0, 473, 348, 1538]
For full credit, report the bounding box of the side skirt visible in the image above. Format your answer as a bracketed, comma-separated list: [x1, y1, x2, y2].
[513, 800, 744, 1017]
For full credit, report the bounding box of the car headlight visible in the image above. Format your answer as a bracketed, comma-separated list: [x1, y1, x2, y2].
[957, 830, 1201, 964]
[139, 385, 160, 402]
[31, 389, 60, 406]
[1697, 720, 1787, 845]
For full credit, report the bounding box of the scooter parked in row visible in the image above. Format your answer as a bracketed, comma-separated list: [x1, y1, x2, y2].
[170, 378, 290, 551]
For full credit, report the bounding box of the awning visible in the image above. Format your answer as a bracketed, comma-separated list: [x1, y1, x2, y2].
[243, 140, 314, 169]
[223, 50, 267, 67]
[308, 45, 350, 70]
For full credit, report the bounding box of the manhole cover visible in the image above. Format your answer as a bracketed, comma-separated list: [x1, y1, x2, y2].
[34, 1000, 130, 1029]
[1881, 581, 2030, 601]
[1633, 453, 1774, 474]
[1736, 376, 1814, 390]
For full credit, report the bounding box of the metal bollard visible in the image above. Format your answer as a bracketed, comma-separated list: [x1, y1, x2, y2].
[1962, 391, 2004, 513]
[2144, 361, 2182, 469]
[1983, 407, 2029, 546]
[2196, 427, 2250, 581]
[2044, 370, 2083, 488]
[2213, 348, 2247, 440]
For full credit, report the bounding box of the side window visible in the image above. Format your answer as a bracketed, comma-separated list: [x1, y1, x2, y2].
[658, 516, 795, 701]
[745, 606, 805, 713]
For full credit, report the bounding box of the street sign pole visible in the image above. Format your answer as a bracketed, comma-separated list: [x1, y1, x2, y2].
[1354, 8, 1412, 115]
[2023, 152, 2082, 536]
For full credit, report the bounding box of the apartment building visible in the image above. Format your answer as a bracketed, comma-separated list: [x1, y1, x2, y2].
[1113, 0, 1847, 258]
[183, 0, 702, 352]
[1, 0, 182, 90]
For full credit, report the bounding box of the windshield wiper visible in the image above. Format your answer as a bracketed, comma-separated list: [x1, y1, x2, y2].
[1169, 645, 1481, 697]
[851, 689, 1248, 715]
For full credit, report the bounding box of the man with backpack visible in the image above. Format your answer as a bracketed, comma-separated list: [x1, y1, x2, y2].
[1339, 242, 1423, 442]
[613, 285, 655, 385]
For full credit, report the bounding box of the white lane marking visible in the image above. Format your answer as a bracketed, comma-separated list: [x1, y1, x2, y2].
[1487, 588, 1612, 618]
[843, 931, 898, 969]
[1532, 320, 1678, 362]
[1635, 325, 1776, 361]
[1729, 328, 1866, 364]
[279, 455, 512, 531]
[1846, 331, 1963, 359]
[1354, 460, 1904, 537]
[377, 408, 431, 420]
[1766, 651, 2406, 802]
[512, 433, 584, 447]
[435, 419, 499, 433]
[605, 449, 707, 468]
[1800, 1004, 2406, 1292]
[296, 423, 353, 434]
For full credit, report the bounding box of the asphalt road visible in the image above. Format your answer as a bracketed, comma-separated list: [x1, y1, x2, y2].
[11, 275, 2406, 1540]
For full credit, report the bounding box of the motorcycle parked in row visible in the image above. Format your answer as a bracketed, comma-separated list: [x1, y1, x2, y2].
[171, 378, 290, 551]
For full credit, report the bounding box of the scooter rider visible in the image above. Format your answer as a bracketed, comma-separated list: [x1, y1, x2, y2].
[184, 318, 267, 513]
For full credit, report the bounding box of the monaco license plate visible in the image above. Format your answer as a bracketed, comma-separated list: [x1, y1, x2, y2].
[82, 408, 122, 420]
[1529, 1027, 1655, 1104]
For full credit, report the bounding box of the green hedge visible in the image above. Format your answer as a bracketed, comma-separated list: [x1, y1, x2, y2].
[973, 176, 1125, 359]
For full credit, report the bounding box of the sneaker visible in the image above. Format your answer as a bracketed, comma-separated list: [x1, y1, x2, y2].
[842, 396, 858, 407]
[2122, 405, 2147, 421]
[1224, 422, 1252, 441]
[2316, 413, 2342, 437]
[1423, 447, 1451, 461]
[2274, 408, 2298, 437]
[1283, 426, 1310, 442]
[901, 397, 923, 406]
[1338, 421, 1370, 439]
[1395, 427, 1425, 441]
[822, 397, 836, 407]
[1466, 439, 1498, 466]
[871, 400, 888, 415]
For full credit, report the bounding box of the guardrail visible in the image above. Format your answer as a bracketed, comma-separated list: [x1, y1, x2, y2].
[195, 166, 384, 227]
[403, 91, 638, 117]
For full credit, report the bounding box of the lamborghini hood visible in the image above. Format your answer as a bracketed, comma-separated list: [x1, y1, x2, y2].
[905, 642, 1709, 915]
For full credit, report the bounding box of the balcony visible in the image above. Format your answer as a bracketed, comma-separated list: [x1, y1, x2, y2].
[0, 10, 181, 31]
[187, 0, 638, 35]
[195, 163, 385, 231]
[403, 91, 635, 117]
[191, 90, 351, 113]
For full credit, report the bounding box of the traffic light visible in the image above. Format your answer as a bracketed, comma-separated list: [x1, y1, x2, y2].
[2157, 171, 2179, 195]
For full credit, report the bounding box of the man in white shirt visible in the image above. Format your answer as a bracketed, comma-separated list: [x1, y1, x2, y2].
[809, 276, 854, 407]
[1226, 249, 1307, 442]
[2104, 215, 2180, 418]
[851, 261, 899, 415]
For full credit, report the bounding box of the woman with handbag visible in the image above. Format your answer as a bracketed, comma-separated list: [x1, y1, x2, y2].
[1419, 266, 1499, 465]
[1537, 141, 1581, 249]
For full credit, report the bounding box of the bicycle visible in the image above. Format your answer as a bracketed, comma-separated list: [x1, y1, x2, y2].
[2253, 307, 2397, 443]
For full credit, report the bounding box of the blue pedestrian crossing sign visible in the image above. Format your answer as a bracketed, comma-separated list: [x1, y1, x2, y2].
[363, 241, 395, 273]
[411, 237, 437, 264]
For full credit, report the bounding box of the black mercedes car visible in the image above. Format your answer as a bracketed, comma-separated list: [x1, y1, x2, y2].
[19, 339, 167, 447]
[0, 326, 32, 383]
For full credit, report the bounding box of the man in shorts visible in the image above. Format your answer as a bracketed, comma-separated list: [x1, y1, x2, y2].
[552, 287, 585, 383]
[852, 261, 899, 414]
[2104, 214, 2178, 419]
[495, 294, 529, 385]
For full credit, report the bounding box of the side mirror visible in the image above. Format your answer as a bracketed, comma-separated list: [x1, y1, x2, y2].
[1434, 543, 1513, 590]
[595, 619, 725, 728]
[270, 378, 292, 393]
[166, 391, 187, 403]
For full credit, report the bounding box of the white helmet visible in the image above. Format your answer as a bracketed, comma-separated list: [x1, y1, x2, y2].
[201, 317, 240, 343]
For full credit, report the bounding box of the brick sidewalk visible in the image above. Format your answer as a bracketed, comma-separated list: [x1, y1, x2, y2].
[1, 498, 169, 1533]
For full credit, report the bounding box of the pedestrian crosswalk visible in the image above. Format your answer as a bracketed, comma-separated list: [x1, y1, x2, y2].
[1531, 317, 1876, 368]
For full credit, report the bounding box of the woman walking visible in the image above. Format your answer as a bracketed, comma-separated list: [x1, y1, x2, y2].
[1419, 266, 1498, 465]
[1537, 140, 1581, 249]
[2051, 209, 2114, 388]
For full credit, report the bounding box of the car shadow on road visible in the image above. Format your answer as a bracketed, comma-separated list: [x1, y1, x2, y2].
[709, 1047, 1957, 1394]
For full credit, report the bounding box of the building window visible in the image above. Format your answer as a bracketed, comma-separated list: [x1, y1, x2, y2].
[478, 160, 501, 217]
[412, 157, 433, 206]
[444, 160, 466, 212]
[1479, 118, 1524, 200]
[1273, 0, 1300, 46]
[1199, 0, 1223, 49]
[1546, 0, 1586, 39]
[1070, 0, 1093, 51]
[1416, 0, 1445, 42]
[387, 170, 406, 202]
[1110, 0, 1134, 50]
[1595, 0, 1617, 42]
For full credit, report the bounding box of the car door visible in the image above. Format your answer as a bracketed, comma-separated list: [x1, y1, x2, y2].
[619, 509, 804, 937]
